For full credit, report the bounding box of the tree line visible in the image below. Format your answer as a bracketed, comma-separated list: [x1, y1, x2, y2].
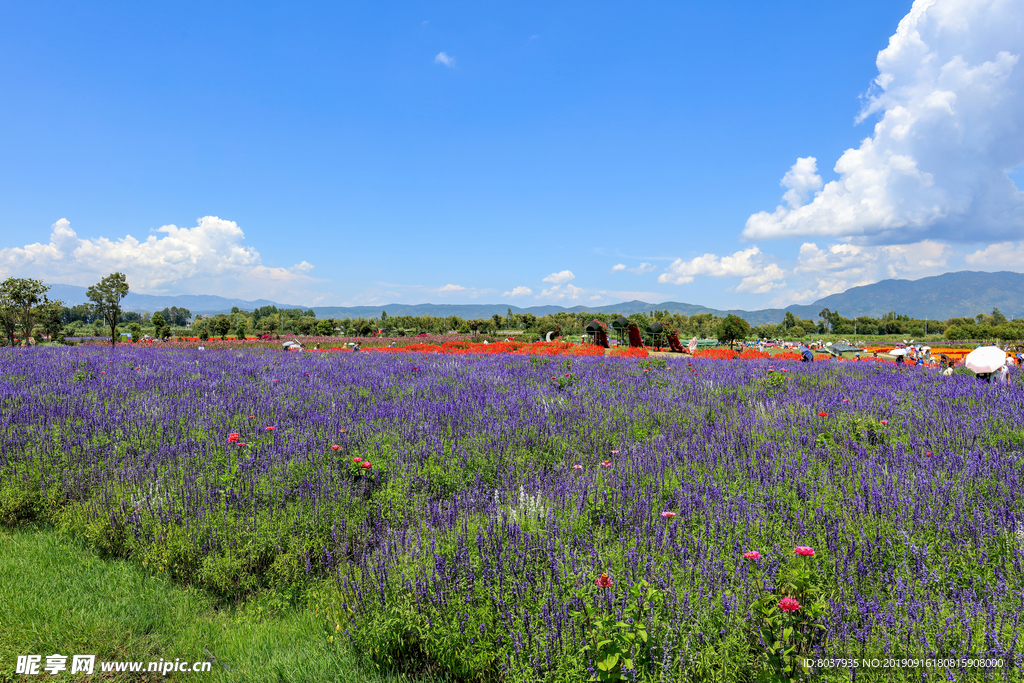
[4, 273, 1024, 345]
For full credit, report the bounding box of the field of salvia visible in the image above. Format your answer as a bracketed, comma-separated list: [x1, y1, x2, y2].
[1, 347, 1022, 681]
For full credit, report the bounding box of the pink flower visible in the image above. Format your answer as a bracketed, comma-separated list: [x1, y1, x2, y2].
[778, 597, 801, 612]
[564, 373, 571, 378]
[743, 551, 761, 560]
[237, 442, 247, 447]
[361, 461, 372, 469]
[352, 457, 362, 463]
[880, 419, 888, 425]
[660, 511, 677, 518]
[610, 449, 619, 454]
[595, 573, 613, 588]
[842, 398, 850, 403]
[551, 376, 557, 380]
[794, 546, 815, 557]
[331, 445, 341, 450]
[601, 461, 612, 468]
[573, 464, 583, 470]
[817, 412, 828, 417]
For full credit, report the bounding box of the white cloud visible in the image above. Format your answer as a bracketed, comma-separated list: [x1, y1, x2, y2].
[543, 270, 575, 284]
[964, 241, 1024, 268]
[536, 283, 583, 302]
[434, 52, 455, 67]
[436, 284, 465, 293]
[0, 217, 316, 298]
[502, 285, 533, 297]
[744, 0, 1024, 244]
[769, 238, 953, 304]
[610, 262, 656, 274]
[658, 246, 784, 293]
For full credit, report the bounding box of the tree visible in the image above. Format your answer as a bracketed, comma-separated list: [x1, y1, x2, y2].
[992, 307, 1007, 324]
[87, 273, 130, 348]
[39, 297, 65, 340]
[716, 314, 750, 348]
[128, 322, 142, 341]
[213, 316, 232, 339]
[0, 277, 49, 344]
[783, 311, 797, 330]
[236, 317, 250, 340]
[315, 318, 333, 336]
[152, 312, 168, 339]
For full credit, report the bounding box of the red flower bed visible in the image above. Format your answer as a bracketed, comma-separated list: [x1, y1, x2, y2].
[355, 340, 610, 357]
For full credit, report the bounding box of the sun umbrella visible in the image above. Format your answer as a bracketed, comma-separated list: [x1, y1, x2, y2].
[688, 337, 698, 354]
[888, 349, 908, 356]
[964, 346, 1007, 374]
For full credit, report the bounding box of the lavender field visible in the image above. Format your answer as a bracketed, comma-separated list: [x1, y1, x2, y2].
[1, 347, 1022, 681]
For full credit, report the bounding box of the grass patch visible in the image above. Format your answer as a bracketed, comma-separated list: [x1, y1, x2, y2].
[0, 524, 448, 683]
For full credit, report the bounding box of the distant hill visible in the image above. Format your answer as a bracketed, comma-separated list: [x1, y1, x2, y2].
[44, 270, 1024, 324]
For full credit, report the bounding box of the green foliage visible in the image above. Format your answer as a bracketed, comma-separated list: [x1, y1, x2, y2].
[87, 272, 130, 348]
[575, 579, 661, 681]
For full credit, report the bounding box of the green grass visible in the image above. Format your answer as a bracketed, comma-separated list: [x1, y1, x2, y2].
[0, 524, 449, 683]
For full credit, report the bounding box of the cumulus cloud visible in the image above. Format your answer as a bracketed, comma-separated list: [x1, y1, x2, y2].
[434, 52, 455, 67]
[744, 0, 1024, 244]
[611, 263, 626, 272]
[543, 270, 575, 284]
[0, 217, 315, 297]
[537, 283, 583, 302]
[768, 238, 953, 304]
[436, 284, 465, 293]
[502, 286, 533, 297]
[657, 246, 786, 293]
[964, 242, 1024, 268]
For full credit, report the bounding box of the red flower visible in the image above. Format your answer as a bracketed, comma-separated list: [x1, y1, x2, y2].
[248, 415, 255, 419]
[238, 442, 247, 447]
[660, 511, 677, 518]
[595, 573, 613, 588]
[817, 412, 828, 417]
[331, 445, 341, 450]
[228, 433, 240, 443]
[352, 457, 362, 463]
[743, 551, 761, 560]
[842, 398, 850, 403]
[926, 451, 932, 457]
[794, 546, 815, 557]
[880, 420, 888, 425]
[564, 373, 571, 378]
[361, 461, 372, 469]
[551, 376, 557, 380]
[779, 597, 801, 612]
[265, 426, 275, 432]
[413, 366, 417, 370]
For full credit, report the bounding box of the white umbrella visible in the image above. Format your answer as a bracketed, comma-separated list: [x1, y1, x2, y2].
[888, 349, 908, 356]
[965, 346, 1007, 374]
[688, 337, 698, 354]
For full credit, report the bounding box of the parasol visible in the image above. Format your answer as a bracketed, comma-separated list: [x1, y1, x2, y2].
[888, 349, 908, 356]
[964, 346, 1007, 374]
[688, 336, 698, 354]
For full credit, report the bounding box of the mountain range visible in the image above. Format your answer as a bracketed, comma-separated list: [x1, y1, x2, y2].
[46, 270, 1024, 325]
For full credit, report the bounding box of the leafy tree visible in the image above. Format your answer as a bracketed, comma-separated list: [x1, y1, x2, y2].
[236, 317, 250, 339]
[128, 322, 142, 341]
[213, 316, 232, 339]
[784, 311, 797, 330]
[39, 298, 66, 340]
[87, 273, 130, 348]
[991, 307, 1007, 324]
[716, 314, 750, 348]
[0, 277, 49, 343]
[315, 318, 333, 336]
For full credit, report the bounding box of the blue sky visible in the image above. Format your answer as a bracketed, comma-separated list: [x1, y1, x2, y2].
[1, 0, 1022, 310]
